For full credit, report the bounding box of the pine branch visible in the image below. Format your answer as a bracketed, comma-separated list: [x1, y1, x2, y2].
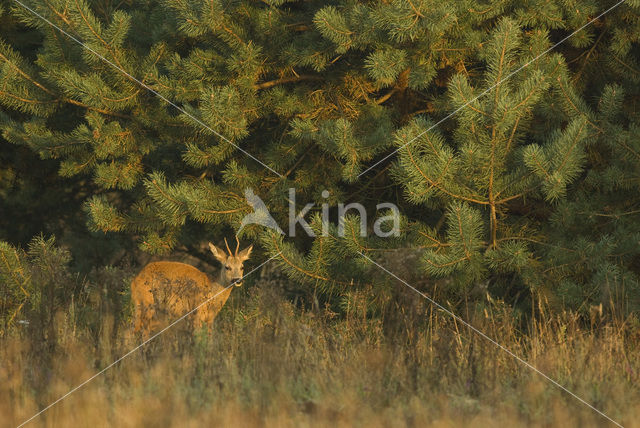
[253, 74, 323, 89]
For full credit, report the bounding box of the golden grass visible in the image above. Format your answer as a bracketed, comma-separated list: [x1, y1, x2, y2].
[1, 285, 639, 428]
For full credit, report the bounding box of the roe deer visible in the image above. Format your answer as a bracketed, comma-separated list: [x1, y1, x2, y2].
[131, 237, 252, 336]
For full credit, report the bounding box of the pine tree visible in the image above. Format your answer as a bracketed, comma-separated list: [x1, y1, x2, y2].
[1, 0, 639, 314]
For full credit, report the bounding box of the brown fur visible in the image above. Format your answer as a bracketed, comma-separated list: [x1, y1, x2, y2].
[131, 240, 252, 337]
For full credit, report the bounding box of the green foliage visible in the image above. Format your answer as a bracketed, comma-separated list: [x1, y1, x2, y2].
[0, 240, 35, 331]
[422, 202, 485, 281]
[0, 235, 72, 333]
[1, 0, 640, 316]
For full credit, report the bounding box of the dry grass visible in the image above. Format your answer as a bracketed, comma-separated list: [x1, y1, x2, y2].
[1, 282, 639, 428]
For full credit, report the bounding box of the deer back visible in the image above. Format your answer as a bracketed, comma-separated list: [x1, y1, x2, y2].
[131, 261, 231, 333]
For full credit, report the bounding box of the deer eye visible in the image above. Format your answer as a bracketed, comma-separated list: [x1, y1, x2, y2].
[225, 266, 231, 270]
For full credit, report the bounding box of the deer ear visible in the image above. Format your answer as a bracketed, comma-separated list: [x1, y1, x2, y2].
[209, 242, 227, 263]
[237, 244, 253, 261]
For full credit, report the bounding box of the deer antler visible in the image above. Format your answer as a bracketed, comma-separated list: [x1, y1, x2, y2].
[224, 237, 233, 257]
[235, 235, 240, 256]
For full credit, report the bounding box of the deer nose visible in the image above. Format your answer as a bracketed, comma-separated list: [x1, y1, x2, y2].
[231, 277, 243, 286]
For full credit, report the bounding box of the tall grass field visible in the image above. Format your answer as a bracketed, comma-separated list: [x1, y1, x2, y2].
[2, 269, 638, 428]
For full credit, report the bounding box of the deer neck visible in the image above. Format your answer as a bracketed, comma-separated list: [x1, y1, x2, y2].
[213, 285, 233, 308]
[213, 273, 234, 301]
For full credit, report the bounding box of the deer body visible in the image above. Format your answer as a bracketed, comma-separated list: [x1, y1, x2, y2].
[131, 239, 252, 336]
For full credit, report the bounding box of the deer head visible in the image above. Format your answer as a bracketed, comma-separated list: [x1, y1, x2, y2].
[208, 237, 253, 287]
